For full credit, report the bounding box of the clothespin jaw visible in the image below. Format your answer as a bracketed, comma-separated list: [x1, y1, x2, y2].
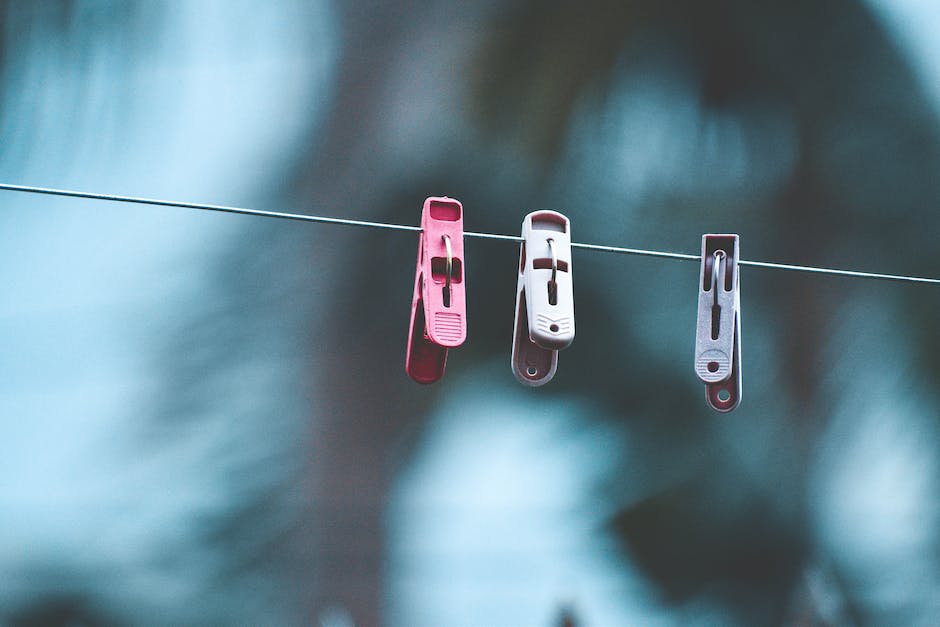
[406, 197, 466, 384]
[512, 210, 574, 386]
[694, 234, 741, 412]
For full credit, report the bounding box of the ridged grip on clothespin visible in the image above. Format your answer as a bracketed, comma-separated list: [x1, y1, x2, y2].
[512, 211, 574, 386]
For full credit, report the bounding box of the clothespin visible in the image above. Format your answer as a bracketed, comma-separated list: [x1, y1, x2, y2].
[694, 234, 741, 411]
[405, 197, 466, 384]
[512, 211, 574, 386]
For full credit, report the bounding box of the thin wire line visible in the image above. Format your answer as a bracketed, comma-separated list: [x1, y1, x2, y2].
[736, 259, 939, 283]
[2, 182, 939, 286]
[0, 182, 423, 234]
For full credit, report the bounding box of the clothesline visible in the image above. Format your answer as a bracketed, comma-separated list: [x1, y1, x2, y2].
[3, 182, 938, 286]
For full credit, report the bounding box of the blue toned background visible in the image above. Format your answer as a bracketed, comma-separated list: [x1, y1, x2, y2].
[1, 1, 940, 625]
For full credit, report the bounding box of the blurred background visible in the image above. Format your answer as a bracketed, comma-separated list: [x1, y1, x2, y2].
[1, 1, 940, 625]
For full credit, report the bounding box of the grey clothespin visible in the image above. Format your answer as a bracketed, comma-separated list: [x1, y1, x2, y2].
[694, 234, 741, 411]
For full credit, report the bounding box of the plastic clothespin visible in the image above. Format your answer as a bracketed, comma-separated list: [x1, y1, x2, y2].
[512, 210, 575, 386]
[405, 196, 466, 384]
[694, 234, 742, 412]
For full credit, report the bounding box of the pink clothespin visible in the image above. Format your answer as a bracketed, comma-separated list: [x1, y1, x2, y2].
[405, 197, 467, 384]
[694, 234, 742, 412]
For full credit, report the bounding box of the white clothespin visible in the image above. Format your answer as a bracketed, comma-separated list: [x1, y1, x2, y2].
[512, 211, 575, 386]
[694, 234, 741, 411]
